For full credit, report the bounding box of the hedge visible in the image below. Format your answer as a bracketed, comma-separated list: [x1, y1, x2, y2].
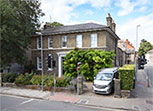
[119, 64, 135, 90]
[2, 73, 18, 83]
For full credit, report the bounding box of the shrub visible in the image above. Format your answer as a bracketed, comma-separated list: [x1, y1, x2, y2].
[15, 74, 25, 85]
[119, 64, 135, 90]
[56, 76, 68, 87]
[30, 75, 42, 86]
[14, 72, 34, 85]
[2, 73, 18, 83]
[44, 75, 53, 87]
[63, 49, 115, 81]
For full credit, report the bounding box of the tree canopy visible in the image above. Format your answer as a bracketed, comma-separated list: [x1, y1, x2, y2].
[0, 0, 44, 68]
[63, 49, 115, 81]
[49, 21, 64, 27]
[138, 39, 153, 56]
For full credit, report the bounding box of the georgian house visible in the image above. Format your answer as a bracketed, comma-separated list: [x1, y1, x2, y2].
[30, 13, 120, 77]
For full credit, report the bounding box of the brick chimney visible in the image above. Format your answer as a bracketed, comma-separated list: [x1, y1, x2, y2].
[44, 22, 51, 29]
[112, 20, 116, 32]
[106, 13, 112, 28]
[106, 13, 116, 33]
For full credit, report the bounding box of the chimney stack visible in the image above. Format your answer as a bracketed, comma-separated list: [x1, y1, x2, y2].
[106, 13, 116, 33]
[44, 22, 51, 29]
[106, 13, 112, 28]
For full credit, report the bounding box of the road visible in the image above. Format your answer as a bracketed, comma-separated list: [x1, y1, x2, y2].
[144, 63, 153, 88]
[1, 95, 114, 111]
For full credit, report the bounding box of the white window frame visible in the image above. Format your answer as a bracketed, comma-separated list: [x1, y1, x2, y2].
[48, 54, 53, 71]
[91, 33, 97, 47]
[62, 36, 67, 48]
[76, 35, 82, 48]
[48, 37, 53, 49]
[37, 57, 42, 70]
[37, 37, 41, 49]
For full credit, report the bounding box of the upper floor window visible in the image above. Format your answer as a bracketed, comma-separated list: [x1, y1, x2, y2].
[62, 36, 67, 48]
[37, 37, 41, 49]
[91, 33, 97, 47]
[37, 56, 42, 70]
[76, 35, 82, 48]
[47, 54, 53, 70]
[48, 37, 53, 49]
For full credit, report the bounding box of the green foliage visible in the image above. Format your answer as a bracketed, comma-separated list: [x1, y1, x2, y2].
[14, 72, 34, 85]
[48, 21, 64, 27]
[63, 49, 115, 81]
[119, 64, 135, 90]
[2, 73, 18, 83]
[30, 75, 42, 86]
[15, 74, 27, 85]
[56, 76, 68, 87]
[138, 39, 153, 56]
[0, 0, 44, 68]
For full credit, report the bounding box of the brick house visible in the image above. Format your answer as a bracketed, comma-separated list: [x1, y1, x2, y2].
[118, 39, 135, 66]
[30, 13, 120, 77]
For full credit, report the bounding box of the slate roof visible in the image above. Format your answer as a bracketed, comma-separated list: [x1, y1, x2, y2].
[42, 23, 108, 35]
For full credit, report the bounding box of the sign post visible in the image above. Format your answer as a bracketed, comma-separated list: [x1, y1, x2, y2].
[53, 59, 56, 93]
[77, 62, 81, 95]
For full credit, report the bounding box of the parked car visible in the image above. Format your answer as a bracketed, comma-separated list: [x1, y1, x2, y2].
[92, 67, 119, 94]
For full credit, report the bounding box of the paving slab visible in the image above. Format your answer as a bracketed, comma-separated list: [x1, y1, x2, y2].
[0, 87, 51, 99]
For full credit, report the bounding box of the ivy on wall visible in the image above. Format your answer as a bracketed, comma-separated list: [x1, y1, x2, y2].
[63, 48, 115, 81]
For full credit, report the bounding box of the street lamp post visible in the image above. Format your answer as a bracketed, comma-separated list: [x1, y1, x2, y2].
[135, 25, 140, 85]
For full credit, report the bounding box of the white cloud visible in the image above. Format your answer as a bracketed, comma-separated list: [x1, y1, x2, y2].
[115, 0, 153, 16]
[40, 0, 112, 24]
[116, 13, 153, 48]
[115, 0, 136, 16]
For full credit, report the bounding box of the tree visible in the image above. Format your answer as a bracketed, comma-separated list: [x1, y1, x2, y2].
[138, 39, 153, 56]
[63, 49, 115, 81]
[49, 21, 64, 27]
[0, 0, 44, 68]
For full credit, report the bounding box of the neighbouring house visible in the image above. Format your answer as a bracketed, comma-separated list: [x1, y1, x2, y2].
[30, 13, 120, 77]
[118, 39, 135, 66]
[146, 50, 153, 64]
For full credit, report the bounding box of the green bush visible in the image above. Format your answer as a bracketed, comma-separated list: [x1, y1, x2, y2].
[2, 73, 18, 83]
[14, 72, 34, 85]
[44, 75, 53, 87]
[30, 75, 42, 86]
[63, 49, 115, 81]
[119, 64, 135, 90]
[56, 76, 68, 87]
[15, 74, 25, 85]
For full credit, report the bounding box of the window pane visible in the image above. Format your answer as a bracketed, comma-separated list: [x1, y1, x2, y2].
[48, 37, 53, 48]
[76, 35, 82, 48]
[62, 36, 67, 47]
[37, 37, 41, 49]
[37, 57, 42, 70]
[48, 54, 53, 70]
[91, 34, 97, 47]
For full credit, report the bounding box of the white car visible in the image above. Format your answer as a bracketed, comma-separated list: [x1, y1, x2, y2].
[92, 67, 119, 94]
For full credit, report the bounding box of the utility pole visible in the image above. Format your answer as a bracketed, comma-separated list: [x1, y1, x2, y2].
[40, 33, 44, 91]
[135, 25, 140, 85]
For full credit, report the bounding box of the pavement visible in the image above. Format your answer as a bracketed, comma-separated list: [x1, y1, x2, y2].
[1, 67, 153, 111]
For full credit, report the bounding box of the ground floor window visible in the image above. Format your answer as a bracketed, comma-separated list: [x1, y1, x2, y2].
[37, 57, 42, 70]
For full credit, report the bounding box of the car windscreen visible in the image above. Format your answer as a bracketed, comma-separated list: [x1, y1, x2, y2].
[96, 73, 113, 81]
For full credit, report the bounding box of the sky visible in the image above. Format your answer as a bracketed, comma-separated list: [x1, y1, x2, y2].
[39, 0, 153, 49]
